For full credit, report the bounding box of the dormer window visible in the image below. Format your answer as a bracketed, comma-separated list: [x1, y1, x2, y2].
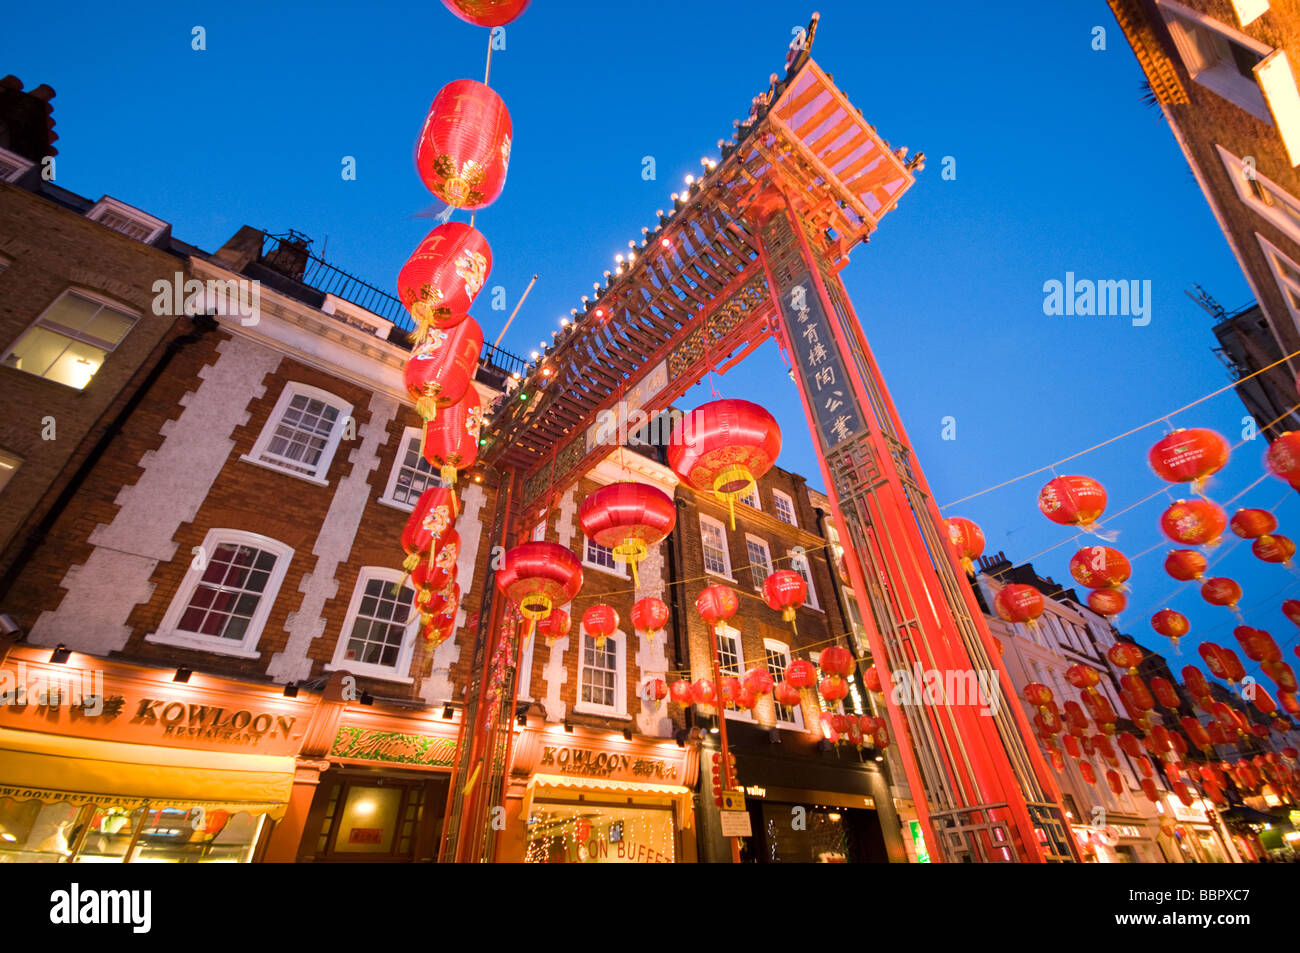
[86, 197, 167, 244]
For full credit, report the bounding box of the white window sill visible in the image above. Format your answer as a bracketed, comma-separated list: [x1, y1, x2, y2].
[705, 570, 737, 584]
[582, 561, 629, 580]
[324, 662, 415, 685]
[723, 708, 755, 723]
[145, 631, 262, 659]
[376, 496, 417, 514]
[572, 703, 631, 720]
[239, 453, 331, 487]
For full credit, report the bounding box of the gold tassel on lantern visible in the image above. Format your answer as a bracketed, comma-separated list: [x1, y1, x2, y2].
[783, 605, 798, 635]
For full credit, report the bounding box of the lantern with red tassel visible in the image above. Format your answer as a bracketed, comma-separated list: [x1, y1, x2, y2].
[495, 542, 583, 643]
[1231, 508, 1278, 539]
[1148, 428, 1229, 489]
[945, 517, 985, 574]
[1161, 499, 1227, 547]
[578, 482, 676, 586]
[1150, 608, 1189, 650]
[536, 607, 571, 647]
[404, 316, 482, 429]
[397, 222, 491, 335]
[441, 0, 531, 27]
[762, 569, 807, 633]
[1253, 534, 1296, 566]
[1089, 588, 1126, 618]
[582, 604, 619, 650]
[1164, 549, 1207, 582]
[1069, 546, 1130, 589]
[667, 399, 781, 529]
[422, 387, 483, 484]
[1201, 576, 1242, 611]
[994, 583, 1044, 627]
[415, 80, 512, 211]
[630, 596, 669, 644]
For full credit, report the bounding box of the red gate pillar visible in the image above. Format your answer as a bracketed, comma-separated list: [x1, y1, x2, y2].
[755, 199, 1078, 863]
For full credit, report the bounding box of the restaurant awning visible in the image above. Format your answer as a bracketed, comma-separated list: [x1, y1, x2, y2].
[523, 773, 695, 829]
[0, 727, 295, 818]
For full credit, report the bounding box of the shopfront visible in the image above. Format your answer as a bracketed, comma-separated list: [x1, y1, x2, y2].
[500, 725, 698, 863]
[1161, 794, 1240, 863]
[1070, 821, 1163, 863]
[0, 644, 310, 863]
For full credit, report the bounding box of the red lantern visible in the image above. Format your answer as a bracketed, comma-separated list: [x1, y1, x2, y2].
[535, 607, 571, 647]
[495, 542, 583, 638]
[1183, 665, 1211, 698]
[422, 386, 483, 484]
[1160, 499, 1227, 547]
[1148, 428, 1229, 488]
[1150, 608, 1189, 649]
[1181, 716, 1213, 751]
[773, 681, 802, 708]
[440, 0, 531, 27]
[1083, 691, 1118, 727]
[415, 79, 511, 210]
[1252, 684, 1278, 716]
[1199, 643, 1233, 681]
[844, 718, 864, 747]
[1034, 709, 1063, 736]
[1201, 577, 1242, 610]
[397, 222, 491, 333]
[1065, 664, 1100, 692]
[1263, 659, 1299, 693]
[1117, 732, 1143, 759]
[1140, 777, 1159, 802]
[1106, 769, 1124, 796]
[1088, 588, 1126, 618]
[579, 482, 676, 586]
[1253, 534, 1296, 566]
[742, 667, 774, 697]
[692, 678, 717, 706]
[1023, 682, 1054, 708]
[993, 584, 1044, 626]
[1068, 546, 1130, 589]
[1079, 761, 1098, 785]
[582, 604, 619, 650]
[1281, 692, 1300, 716]
[1120, 674, 1154, 711]
[1235, 626, 1281, 663]
[1283, 599, 1300, 627]
[412, 528, 459, 599]
[819, 711, 841, 743]
[1230, 508, 1278, 539]
[400, 490, 458, 591]
[1107, 642, 1144, 672]
[669, 679, 694, 705]
[874, 720, 891, 749]
[818, 677, 848, 702]
[1164, 549, 1207, 582]
[695, 584, 739, 628]
[819, 646, 855, 678]
[630, 597, 669, 643]
[862, 665, 883, 693]
[945, 517, 985, 573]
[1063, 734, 1082, 759]
[667, 399, 782, 529]
[785, 659, 817, 689]
[1037, 474, 1108, 532]
[762, 570, 807, 632]
[1150, 676, 1181, 709]
[404, 316, 482, 426]
[718, 676, 743, 706]
[642, 679, 668, 703]
[1265, 431, 1300, 485]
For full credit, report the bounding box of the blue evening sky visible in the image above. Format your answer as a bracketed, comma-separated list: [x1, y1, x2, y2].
[6, 0, 1298, 687]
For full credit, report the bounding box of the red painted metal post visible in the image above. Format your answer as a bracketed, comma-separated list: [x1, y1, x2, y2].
[707, 621, 743, 864]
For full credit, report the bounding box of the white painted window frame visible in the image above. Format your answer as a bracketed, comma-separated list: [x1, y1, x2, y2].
[771, 489, 798, 527]
[0, 287, 140, 389]
[86, 196, 168, 244]
[699, 514, 734, 581]
[763, 637, 805, 730]
[574, 628, 628, 717]
[378, 424, 446, 511]
[744, 534, 773, 590]
[787, 548, 821, 610]
[1156, 0, 1273, 121]
[0, 146, 34, 183]
[148, 528, 294, 658]
[0, 449, 20, 495]
[325, 567, 417, 684]
[242, 381, 352, 486]
[582, 533, 629, 579]
[717, 623, 754, 725]
[1257, 232, 1300, 331]
[1217, 145, 1300, 244]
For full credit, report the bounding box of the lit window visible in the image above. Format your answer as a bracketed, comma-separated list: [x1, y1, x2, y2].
[584, 535, 624, 576]
[745, 535, 773, 589]
[764, 639, 803, 728]
[2, 290, 137, 390]
[772, 490, 797, 527]
[0, 450, 20, 494]
[330, 569, 417, 680]
[576, 632, 625, 715]
[149, 529, 293, 657]
[700, 516, 731, 577]
[380, 425, 446, 509]
[1218, 146, 1300, 244]
[787, 549, 819, 609]
[245, 382, 352, 483]
[1158, 0, 1271, 120]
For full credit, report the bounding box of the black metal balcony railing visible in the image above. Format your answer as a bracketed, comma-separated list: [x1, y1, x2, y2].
[257, 230, 527, 380]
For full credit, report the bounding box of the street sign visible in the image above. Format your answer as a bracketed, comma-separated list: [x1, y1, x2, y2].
[720, 810, 752, 838]
[720, 790, 746, 812]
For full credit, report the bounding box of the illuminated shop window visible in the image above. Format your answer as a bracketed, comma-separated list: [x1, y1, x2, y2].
[525, 802, 677, 864]
[1, 289, 137, 390]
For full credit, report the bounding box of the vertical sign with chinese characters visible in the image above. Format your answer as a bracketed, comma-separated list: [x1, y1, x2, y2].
[774, 272, 864, 449]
